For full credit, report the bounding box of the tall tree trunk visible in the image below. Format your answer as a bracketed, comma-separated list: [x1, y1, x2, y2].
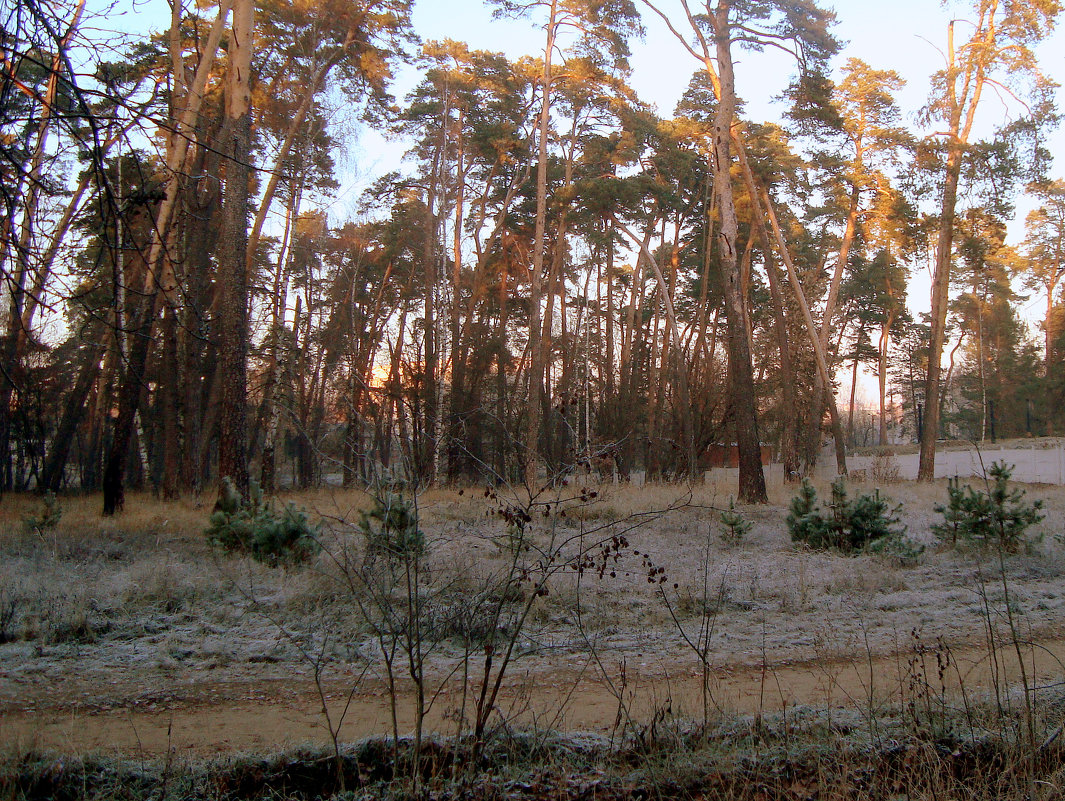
[878, 311, 894, 446]
[524, 2, 557, 488]
[919, 144, 962, 478]
[1044, 281, 1058, 436]
[251, 244, 293, 466]
[919, 14, 989, 479]
[387, 303, 410, 476]
[215, 0, 253, 499]
[416, 107, 448, 486]
[800, 183, 861, 466]
[616, 221, 696, 477]
[756, 179, 848, 476]
[41, 334, 105, 492]
[448, 124, 469, 481]
[179, 141, 221, 492]
[605, 219, 616, 399]
[736, 146, 800, 480]
[848, 322, 865, 447]
[103, 289, 158, 514]
[708, 12, 767, 503]
[160, 306, 183, 498]
[99, 0, 230, 509]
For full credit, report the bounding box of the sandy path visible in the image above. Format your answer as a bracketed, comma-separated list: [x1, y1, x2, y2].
[4, 637, 1064, 756]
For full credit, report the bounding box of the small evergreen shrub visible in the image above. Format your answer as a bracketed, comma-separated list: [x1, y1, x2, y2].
[718, 496, 751, 546]
[932, 462, 1044, 552]
[23, 491, 62, 538]
[787, 477, 906, 555]
[786, 479, 827, 545]
[358, 491, 425, 562]
[205, 478, 320, 566]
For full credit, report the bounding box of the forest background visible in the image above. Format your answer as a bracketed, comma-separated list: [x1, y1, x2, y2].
[3, 0, 1065, 510]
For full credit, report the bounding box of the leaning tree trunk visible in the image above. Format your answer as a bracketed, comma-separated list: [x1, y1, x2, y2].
[755, 178, 847, 477]
[523, 7, 557, 489]
[802, 184, 860, 473]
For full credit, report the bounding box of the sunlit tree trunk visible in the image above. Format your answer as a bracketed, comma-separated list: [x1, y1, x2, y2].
[756, 177, 847, 476]
[706, 12, 768, 502]
[215, 0, 254, 499]
[735, 146, 800, 480]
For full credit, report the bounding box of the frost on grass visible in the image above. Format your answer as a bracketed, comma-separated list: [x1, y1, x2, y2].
[0, 482, 1063, 730]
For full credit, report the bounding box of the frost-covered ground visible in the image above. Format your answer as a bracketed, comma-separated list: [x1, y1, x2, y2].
[1, 476, 1064, 753]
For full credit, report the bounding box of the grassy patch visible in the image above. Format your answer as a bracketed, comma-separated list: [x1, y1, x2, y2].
[3, 702, 1064, 800]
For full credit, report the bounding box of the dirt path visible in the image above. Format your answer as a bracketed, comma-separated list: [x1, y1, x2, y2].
[4, 637, 1064, 756]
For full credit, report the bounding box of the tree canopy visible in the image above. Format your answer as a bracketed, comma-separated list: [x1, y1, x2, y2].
[0, 0, 1061, 503]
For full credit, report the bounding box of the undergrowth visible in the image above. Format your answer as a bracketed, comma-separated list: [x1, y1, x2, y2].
[718, 497, 751, 546]
[205, 478, 320, 566]
[21, 492, 62, 540]
[4, 707, 1063, 801]
[786, 477, 914, 556]
[933, 462, 1045, 552]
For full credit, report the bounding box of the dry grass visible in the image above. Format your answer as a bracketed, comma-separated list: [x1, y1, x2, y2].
[1, 477, 1064, 771]
[3, 702, 1064, 800]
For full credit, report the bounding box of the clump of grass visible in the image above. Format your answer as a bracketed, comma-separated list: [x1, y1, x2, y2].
[19, 592, 110, 644]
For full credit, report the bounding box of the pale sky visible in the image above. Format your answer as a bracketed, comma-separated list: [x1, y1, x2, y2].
[402, 0, 1065, 216]
[387, 0, 1065, 333]
[94, 0, 1065, 361]
[97, 0, 1065, 251]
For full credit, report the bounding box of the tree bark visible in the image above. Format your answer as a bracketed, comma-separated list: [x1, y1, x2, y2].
[160, 306, 183, 498]
[919, 14, 992, 479]
[523, 1, 557, 488]
[103, 289, 158, 514]
[41, 335, 105, 492]
[615, 220, 696, 477]
[756, 178, 847, 476]
[215, 0, 253, 499]
[918, 143, 963, 479]
[878, 310, 894, 446]
[734, 144, 799, 480]
[709, 13, 767, 503]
